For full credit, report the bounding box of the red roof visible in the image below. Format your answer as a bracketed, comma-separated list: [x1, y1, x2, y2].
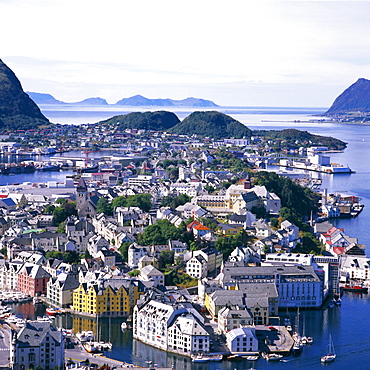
[194, 224, 210, 231]
[333, 247, 345, 255]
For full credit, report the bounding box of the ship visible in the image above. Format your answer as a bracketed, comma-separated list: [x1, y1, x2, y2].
[343, 285, 368, 293]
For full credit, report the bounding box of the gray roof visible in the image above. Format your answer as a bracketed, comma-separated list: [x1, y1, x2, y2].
[16, 321, 63, 347]
[221, 265, 320, 284]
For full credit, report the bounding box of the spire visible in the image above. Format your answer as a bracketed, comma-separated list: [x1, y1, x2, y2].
[76, 178, 87, 192]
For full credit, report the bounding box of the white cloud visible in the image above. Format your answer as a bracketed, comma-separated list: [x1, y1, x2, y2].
[2, 0, 370, 106]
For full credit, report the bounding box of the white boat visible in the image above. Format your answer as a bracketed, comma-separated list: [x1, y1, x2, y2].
[321, 335, 336, 363]
[263, 353, 283, 361]
[191, 354, 222, 362]
[121, 322, 127, 330]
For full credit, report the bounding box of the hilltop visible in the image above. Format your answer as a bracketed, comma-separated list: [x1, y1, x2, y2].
[99, 111, 180, 131]
[0, 60, 50, 130]
[169, 111, 252, 139]
[326, 78, 370, 114]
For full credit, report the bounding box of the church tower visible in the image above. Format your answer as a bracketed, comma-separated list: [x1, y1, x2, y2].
[76, 178, 88, 213]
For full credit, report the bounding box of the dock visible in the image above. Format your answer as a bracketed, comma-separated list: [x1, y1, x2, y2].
[255, 325, 293, 354]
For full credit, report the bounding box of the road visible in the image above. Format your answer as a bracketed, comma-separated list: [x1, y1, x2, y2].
[0, 324, 11, 367]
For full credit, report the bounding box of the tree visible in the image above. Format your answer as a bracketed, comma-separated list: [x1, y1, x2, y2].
[63, 251, 81, 264]
[96, 197, 113, 215]
[119, 242, 131, 262]
[137, 220, 182, 246]
[159, 250, 175, 269]
[52, 201, 77, 226]
[128, 269, 140, 277]
[43, 204, 55, 215]
[56, 221, 66, 233]
[45, 251, 63, 260]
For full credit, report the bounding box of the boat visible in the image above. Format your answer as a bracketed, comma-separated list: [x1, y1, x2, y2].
[291, 341, 303, 354]
[245, 355, 259, 361]
[33, 297, 43, 304]
[227, 354, 243, 360]
[307, 336, 314, 344]
[321, 335, 336, 363]
[343, 285, 368, 293]
[76, 331, 95, 342]
[191, 354, 223, 362]
[37, 163, 61, 172]
[121, 322, 127, 330]
[37, 316, 53, 323]
[83, 342, 100, 353]
[263, 353, 283, 361]
[46, 308, 61, 316]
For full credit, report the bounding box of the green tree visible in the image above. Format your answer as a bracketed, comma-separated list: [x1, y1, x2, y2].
[96, 197, 113, 215]
[43, 204, 55, 215]
[119, 242, 131, 262]
[63, 251, 81, 264]
[52, 201, 77, 226]
[159, 250, 175, 269]
[56, 221, 66, 233]
[138, 220, 182, 246]
[45, 251, 63, 260]
[128, 269, 140, 277]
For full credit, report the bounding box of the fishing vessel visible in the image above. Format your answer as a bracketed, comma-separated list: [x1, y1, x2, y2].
[321, 335, 336, 363]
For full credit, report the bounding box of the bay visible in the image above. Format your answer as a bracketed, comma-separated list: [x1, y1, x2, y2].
[8, 105, 370, 369]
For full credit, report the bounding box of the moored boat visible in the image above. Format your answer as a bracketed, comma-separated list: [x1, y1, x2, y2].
[46, 308, 61, 316]
[191, 354, 223, 362]
[262, 352, 283, 361]
[343, 285, 368, 293]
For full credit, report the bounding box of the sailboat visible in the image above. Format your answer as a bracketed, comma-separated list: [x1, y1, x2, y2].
[321, 335, 336, 363]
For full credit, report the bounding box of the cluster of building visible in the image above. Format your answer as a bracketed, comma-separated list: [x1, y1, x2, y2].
[0, 139, 366, 365]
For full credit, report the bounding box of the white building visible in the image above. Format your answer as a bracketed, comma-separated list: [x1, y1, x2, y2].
[133, 298, 209, 356]
[186, 255, 208, 279]
[168, 314, 210, 355]
[225, 327, 258, 354]
[128, 243, 150, 268]
[139, 265, 165, 287]
[10, 321, 65, 370]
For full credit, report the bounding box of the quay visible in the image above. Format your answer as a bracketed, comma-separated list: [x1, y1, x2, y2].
[255, 325, 293, 354]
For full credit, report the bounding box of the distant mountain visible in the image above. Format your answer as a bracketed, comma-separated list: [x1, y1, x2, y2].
[326, 78, 370, 114]
[170, 111, 252, 139]
[71, 97, 108, 105]
[0, 60, 50, 130]
[115, 94, 218, 107]
[27, 92, 108, 106]
[99, 111, 180, 131]
[26, 92, 65, 105]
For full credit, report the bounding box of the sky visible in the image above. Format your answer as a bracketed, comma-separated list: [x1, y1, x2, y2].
[2, 0, 370, 107]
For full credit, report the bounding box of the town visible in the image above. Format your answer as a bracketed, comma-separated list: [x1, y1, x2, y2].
[0, 122, 365, 370]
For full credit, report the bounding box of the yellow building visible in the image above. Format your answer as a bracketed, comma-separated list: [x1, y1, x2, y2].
[73, 278, 146, 317]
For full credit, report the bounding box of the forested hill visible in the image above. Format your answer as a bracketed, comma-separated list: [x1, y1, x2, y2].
[253, 128, 346, 150]
[0, 60, 50, 130]
[169, 111, 252, 139]
[99, 111, 180, 131]
[326, 78, 370, 114]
